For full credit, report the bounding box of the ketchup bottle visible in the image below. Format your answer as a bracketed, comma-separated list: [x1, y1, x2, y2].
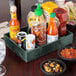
[47, 13, 58, 44]
[53, 8, 68, 36]
[9, 5, 20, 43]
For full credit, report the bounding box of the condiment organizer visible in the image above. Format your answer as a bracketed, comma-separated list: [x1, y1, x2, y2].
[4, 26, 73, 62]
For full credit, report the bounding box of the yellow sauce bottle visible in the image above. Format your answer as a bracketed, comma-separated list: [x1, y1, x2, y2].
[9, 5, 20, 43]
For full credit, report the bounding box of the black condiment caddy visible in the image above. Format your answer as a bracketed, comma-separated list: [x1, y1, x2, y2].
[4, 26, 73, 62]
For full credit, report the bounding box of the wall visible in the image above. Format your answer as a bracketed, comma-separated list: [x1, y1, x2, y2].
[21, 0, 35, 26]
[0, 0, 76, 26]
[0, 0, 36, 26]
[0, 0, 10, 22]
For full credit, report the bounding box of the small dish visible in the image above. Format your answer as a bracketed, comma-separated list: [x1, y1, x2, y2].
[57, 47, 76, 62]
[40, 59, 66, 76]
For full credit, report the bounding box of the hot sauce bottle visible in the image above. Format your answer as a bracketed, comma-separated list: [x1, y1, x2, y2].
[47, 13, 58, 44]
[53, 8, 68, 36]
[31, 4, 46, 46]
[9, 5, 20, 42]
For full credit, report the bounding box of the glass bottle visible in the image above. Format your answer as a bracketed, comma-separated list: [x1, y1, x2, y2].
[9, 5, 20, 43]
[9, 0, 21, 25]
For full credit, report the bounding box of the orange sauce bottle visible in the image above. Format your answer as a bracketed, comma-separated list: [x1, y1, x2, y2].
[9, 5, 20, 42]
[47, 13, 58, 44]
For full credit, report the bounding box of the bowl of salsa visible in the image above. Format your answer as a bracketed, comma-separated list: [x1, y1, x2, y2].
[58, 46, 76, 62]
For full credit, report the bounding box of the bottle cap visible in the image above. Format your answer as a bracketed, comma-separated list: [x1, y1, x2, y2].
[10, 5, 17, 13]
[35, 4, 42, 16]
[50, 13, 55, 18]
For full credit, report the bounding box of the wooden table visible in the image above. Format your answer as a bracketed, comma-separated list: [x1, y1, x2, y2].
[3, 26, 76, 76]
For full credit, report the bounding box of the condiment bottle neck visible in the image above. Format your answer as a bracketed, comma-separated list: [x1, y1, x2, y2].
[50, 18, 55, 23]
[11, 12, 17, 20]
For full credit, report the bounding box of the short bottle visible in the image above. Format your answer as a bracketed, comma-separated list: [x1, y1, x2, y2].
[9, 5, 20, 43]
[47, 13, 58, 44]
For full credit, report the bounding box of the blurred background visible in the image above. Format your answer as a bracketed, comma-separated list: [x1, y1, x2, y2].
[0, 0, 76, 26]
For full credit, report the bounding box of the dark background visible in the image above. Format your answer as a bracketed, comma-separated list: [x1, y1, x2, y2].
[0, 0, 76, 26]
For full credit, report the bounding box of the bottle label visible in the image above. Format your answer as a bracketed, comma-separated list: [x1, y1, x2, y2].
[31, 25, 46, 46]
[10, 25, 20, 42]
[11, 13, 17, 19]
[47, 34, 58, 44]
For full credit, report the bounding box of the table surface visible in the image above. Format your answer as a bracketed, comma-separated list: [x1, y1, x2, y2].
[3, 26, 76, 76]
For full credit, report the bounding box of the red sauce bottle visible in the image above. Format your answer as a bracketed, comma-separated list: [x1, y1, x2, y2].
[53, 8, 68, 36]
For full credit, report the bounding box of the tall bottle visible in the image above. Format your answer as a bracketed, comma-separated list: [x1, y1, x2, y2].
[47, 13, 58, 44]
[9, 0, 21, 25]
[9, 5, 20, 43]
[31, 4, 46, 46]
